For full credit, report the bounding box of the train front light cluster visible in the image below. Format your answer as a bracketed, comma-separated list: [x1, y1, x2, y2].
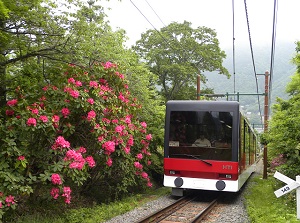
[219, 174, 232, 179]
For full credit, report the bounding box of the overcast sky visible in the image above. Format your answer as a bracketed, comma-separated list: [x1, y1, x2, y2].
[101, 0, 300, 49]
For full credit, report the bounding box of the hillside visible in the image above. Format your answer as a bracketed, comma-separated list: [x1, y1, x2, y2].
[205, 41, 297, 124]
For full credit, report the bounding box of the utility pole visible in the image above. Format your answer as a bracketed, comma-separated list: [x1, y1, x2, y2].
[197, 74, 201, 100]
[263, 71, 270, 179]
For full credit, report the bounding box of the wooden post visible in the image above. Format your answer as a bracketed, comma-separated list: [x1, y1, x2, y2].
[197, 74, 201, 100]
[263, 71, 269, 179]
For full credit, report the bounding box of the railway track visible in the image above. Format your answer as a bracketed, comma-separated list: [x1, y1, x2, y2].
[136, 193, 219, 223]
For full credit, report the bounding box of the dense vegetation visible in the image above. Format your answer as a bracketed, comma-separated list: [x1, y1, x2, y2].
[0, 0, 230, 221]
[1, 0, 300, 221]
[266, 41, 300, 178]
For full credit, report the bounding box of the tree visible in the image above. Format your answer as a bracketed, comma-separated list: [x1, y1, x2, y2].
[267, 41, 300, 177]
[0, 0, 166, 218]
[133, 21, 230, 101]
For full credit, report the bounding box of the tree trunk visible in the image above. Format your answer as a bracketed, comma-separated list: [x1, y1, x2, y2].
[0, 65, 6, 108]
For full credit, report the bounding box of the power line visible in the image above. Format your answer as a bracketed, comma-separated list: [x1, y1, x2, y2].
[144, 0, 166, 27]
[130, 0, 215, 91]
[269, 0, 278, 106]
[243, 0, 263, 124]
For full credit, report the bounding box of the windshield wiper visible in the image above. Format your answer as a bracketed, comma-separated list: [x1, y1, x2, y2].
[170, 154, 212, 166]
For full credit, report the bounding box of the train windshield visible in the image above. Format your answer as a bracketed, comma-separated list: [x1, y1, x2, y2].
[168, 111, 233, 161]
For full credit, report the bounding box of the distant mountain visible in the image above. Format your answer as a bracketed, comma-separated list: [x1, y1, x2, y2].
[204, 41, 297, 124]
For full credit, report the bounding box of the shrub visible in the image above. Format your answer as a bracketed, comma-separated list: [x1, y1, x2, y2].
[0, 62, 153, 219]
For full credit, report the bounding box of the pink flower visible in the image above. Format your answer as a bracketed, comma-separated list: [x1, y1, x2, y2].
[52, 136, 70, 150]
[62, 187, 72, 204]
[70, 90, 79, 98]
[87, 110, 96, 121]
[7, 99, 18, 106]
[77, 147, 86, 153]
[89, 81, 98, 88]
[27, 117, 37, 126]
[0, 201, 2, 208]
[18, 156, 25, 161]
[50, 188, 60, 199]
[39, 115, 48, 123]
[136, 153, 143, 160]
[106, 157, 113, 167]
[103, 61, 116, 69]
[102, 141, 115, 154]
[123, 147, 130, 154]
[125, 116, 131, 124]
[141, 172, 148, 179]
[51, 173, 62, 185]
[31, 108, 39, 115]
[147, 160, 152, 165]
[140, 122, 147, 128]
[87, 98, 94, 105]
[147, 181, 153, 187]
[127, 136, 134, 146]
[64, 150, 86, 170]
[75, 81, 82, 87]
[5, 195, 15, 207]
[86, 156, 96, 167]
[102, 118, 110, 124]
[69, 161, 85, 170]
[134, 162, 143, 169]
[115, 71, 124, 79]
[52, 115, 60, 123]
[146, 134, 152, 141]
[68, 78, 75, 83]
[6, 110, 14, 116]
[99, 78, 107, 84]
[115, 125, 125, 134]
[61, 108, 70, 118]
[98, 135, 104, 142]
[112, 119, 118, 124]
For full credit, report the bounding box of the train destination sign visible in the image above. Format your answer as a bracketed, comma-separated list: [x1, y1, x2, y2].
[274, 171, 300, 220]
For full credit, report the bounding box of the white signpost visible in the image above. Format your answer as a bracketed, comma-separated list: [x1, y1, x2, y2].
[274, 171, 300, 219]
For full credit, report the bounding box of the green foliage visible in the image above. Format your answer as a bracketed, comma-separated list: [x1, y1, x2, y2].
[6, 187, 171, 223]
[133, 20, 229, 101]
[0, 62, 154, 219]
[245, 176, 298, 222]
[266, 41, 300, 177]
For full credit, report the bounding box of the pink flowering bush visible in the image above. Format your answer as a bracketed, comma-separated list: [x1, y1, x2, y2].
[0, 62, 153, 217]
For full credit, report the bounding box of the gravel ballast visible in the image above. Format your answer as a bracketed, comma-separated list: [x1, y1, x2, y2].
[105, 160, 263, 223]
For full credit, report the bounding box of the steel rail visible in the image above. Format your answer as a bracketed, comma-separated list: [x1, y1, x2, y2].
[136, 195, 197, 223]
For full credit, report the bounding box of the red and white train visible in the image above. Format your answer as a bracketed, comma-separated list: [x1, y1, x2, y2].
[163, 100, 258, 196]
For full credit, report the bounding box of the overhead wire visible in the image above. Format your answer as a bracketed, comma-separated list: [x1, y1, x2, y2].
[131, 0, 216, 91]
[144, 0, 166, 27]
[243, 0, 263, 124]
[269, 0, 278, 107]
[130, 0, 271, 123]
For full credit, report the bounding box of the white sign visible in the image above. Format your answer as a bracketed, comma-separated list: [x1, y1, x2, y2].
[274, 171, 300, 219]
[274, 171, 300, 198]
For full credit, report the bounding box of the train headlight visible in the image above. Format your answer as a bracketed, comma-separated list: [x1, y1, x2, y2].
[170, 170, 176, 175]
[219, 174, 232, 179]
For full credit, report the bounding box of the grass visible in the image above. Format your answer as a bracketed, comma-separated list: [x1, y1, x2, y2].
[7, 173, 300, 223]
[245, 174, 298, 223]
[8, 187, 171, 223]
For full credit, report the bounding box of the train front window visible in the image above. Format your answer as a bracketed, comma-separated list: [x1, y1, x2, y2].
[168, 111, 233, 161]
